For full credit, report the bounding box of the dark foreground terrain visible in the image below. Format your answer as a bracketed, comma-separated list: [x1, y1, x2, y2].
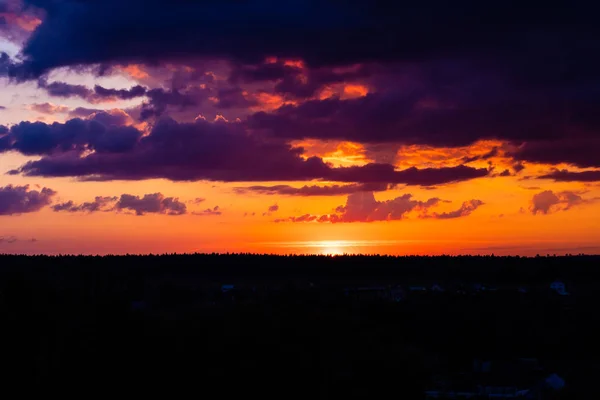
[1, 254, 598, 398]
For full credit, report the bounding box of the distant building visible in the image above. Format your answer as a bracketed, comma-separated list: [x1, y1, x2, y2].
[390, 287, 404, 302]
[426, 358, 563, 399]
[221, 284, 235, 293]
[550, 281, 569, 296]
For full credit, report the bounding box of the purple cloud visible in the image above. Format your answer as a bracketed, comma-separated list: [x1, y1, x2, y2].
[30, 103, 70, 115]
[0, 185, 56, 215]
[52, 196, 118, 213]
[192, 206, 222, 216]
[38, 79, 148, 104]
[277, 192, 484, 223]
[530, 190, 589, 215]
[428, 199, 484, 219]
[7, 117, 488, 185]
[277, 192, 441, 223]
[539, 169, 600, 182]
[512, 138, 600, 168]
[1, 117, 141, 155]
[94, 84, 147, 100]
[116, 193, 187, 216]
[234, 183, 390, 196]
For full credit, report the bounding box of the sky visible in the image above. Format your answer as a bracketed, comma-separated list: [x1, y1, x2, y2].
[0, 0, 599, 255]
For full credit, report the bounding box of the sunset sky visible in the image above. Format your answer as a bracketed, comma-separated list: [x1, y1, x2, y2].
[1, 0, 599, 255]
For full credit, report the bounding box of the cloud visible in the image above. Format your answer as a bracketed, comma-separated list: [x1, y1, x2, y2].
[275, 214, 318, 223]
[68, 107, 103, 119]
[38, 79, 95, 101]
[1, 117, 141, 155]
[192, 206, 222, 216]
[328, 164, 489, 186]
[513, 163, 525, 173]
[52, 196, 118, 213]
[94, 84, 147, 100]
[0, 105, 6, 110]
[37, 79, 147, 104]
[277, 192, 485, 223]
[140, 88, 201, 120]
[512, 138, 600, 168]
[0, 184, 56, 215]
[462, 147, 499, 164]
[249, 84, 581, 148]
[0, 236, 18, 244]
[530, 190, 589, 215]
[29, 102, 70, 114]
[6, 117, 488, 185]
[277, 192, 442, 223]
[234, 183, 390, 196]
[263, 203, 279, 216]
[428, 199, 484, 219]
[52, 193, 190, 215]
[11, 0, 600, 81]
[116, 193, 187, 216]
[539, 169, 600, 182]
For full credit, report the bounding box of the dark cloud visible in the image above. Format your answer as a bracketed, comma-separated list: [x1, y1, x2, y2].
[0, 52, 16, 77]
[328, 164, 489, 186]
[52, 196, 117, 213]
[247, 90, 571, 147]
[0, 105, 6, 110]
[0, 184, 56, 215]
[94, 84, 147, 100]
[116, 193, 187, 216]
[234, 183, 390, 196]
[513, 163, 525, 173]
[30, 102, 70, 114]
[462, 147, 499, 164]
[213, 87, 257, 110]
[530, 190, 587, 215]
[8, 117, 489, 185]
[512, 139, 600, 168]
[38, 79, 94, 100]
[140, 88, 201, 120]
[1, 117, 141, 155]
[12, 0, 600, 80]
[192, 206, 222, 216]
[428, 199, 484, 219]
[539, 169, 600, 182]
[230, 59, 373, 99]
[37, 79, 147, 103]
[4, 1, 599, 168]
